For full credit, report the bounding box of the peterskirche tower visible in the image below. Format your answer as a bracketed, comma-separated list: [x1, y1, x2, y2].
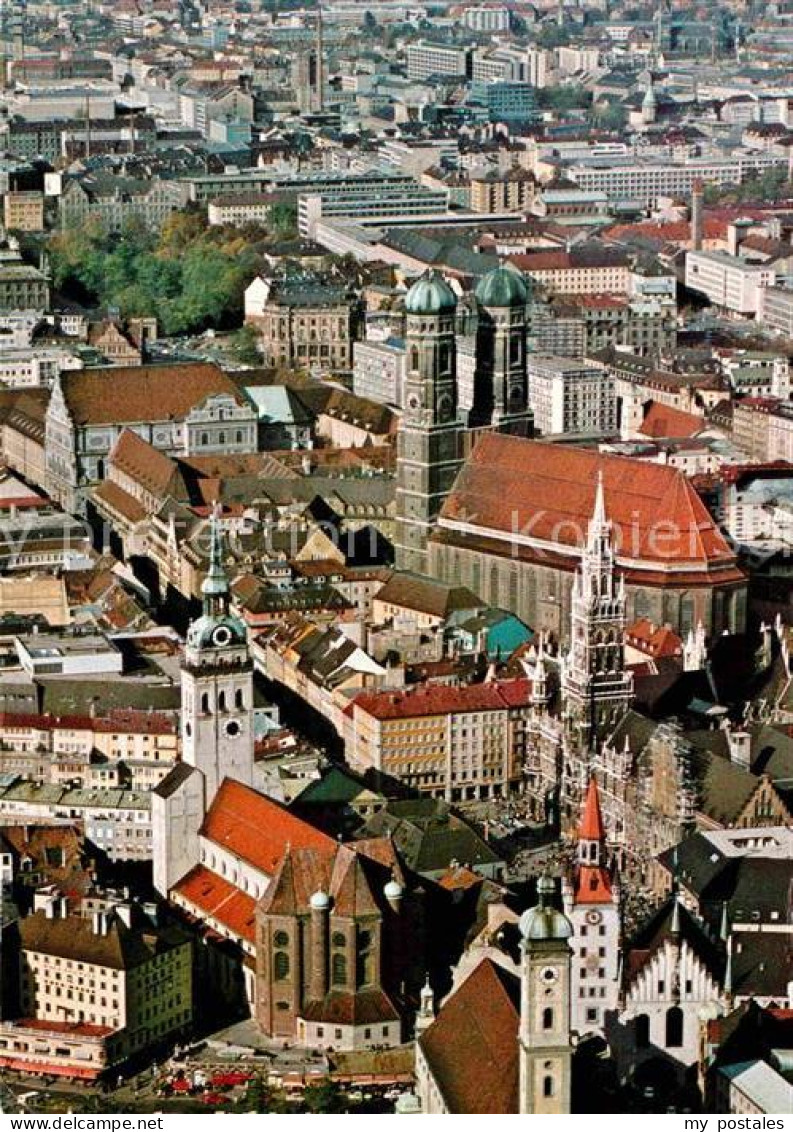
[561, 471, 633, 749]
[394, 270, 462, 575]
[181, 507, 255, 801]
[518, 875, 573, 1114]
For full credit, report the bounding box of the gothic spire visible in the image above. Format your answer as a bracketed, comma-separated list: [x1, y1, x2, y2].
[579, 775, 606, 847]
[586, 469, 612, 555]
[202, 504, 229, 612]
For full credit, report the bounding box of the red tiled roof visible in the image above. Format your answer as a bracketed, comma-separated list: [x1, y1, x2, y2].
[200, 779, 337, 877]
[172, 864, 257, 943]
[625, 618, 683, 658]
[0, 709, 175, 734]
[639, 401, 706, 440]
[13, 1018, 113, 1038]
[61, 363, 241, 426]
[350, 678, 531, 721]
[574, 864, 613, 905]
[579, 776, 605, 842]
[604, 217, 726, 244]
[418, 959, 519, 1114]
[93, 480, 147, 524]
[439, 436, 737, 572]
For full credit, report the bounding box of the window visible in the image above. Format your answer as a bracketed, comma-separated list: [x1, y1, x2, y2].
[665, 1006, 683, 1048]
[331, 931, 345, 948]
[635, 1014, 650, 1048]
[543, 1076, 554, 1098]
[274, 951, 290, 981]
[274, 930, 289, 947]
[542, 1007, 554, 1030]
[331, 953, 347, 986]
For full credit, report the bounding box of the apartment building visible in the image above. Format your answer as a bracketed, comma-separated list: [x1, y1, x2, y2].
[509, 247, 631, 296]
[0, 903, 191, 1078]
[0, 708, 179, 791]
[470, 166, 536, 214]
[0, 348, 82, 389]
[685, 251, 776, 316]
[0, 260, 50, 313]
[346, 679, 531, 800]
[352, 337, 407, 406]
[3, 192, 45, 233]
[463, 6, 511, 32]
[207, 193, 281, 227]
[0, 778, 152, 861]
[757, 284, 793, 336]
[299, 185, 449, 237]
[406, 42, 471, 81]
[566, 153, 787, 204]
[527, 354, 617, 436]
[731, 398, 780, 461]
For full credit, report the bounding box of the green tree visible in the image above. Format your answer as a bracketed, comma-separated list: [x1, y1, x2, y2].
[302, 1080, 346, 1114]
[229, 324, 261, 366]
[268, 201, 299, 240]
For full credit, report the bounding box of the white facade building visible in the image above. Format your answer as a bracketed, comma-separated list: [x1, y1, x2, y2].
[685, 250, 776, 316]
[527, 355, 617, 435]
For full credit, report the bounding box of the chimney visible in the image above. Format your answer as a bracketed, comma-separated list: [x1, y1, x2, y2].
[115, 903, 133, 929]
[691, 178, 704, 251]
[726, 728, 751, 770]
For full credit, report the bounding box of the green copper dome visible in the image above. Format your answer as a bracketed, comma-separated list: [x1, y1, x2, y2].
[475, 263, 530, 308]
[404, 270, 457, 315]
[186, 612, 248, 651]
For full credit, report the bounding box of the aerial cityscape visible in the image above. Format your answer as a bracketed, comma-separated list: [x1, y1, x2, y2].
[0, 0, 791, 1118]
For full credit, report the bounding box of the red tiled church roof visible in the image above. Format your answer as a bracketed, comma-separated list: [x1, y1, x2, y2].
[199, 778, 337, 877]
[418, 959, 520, 1114]
[438, 436, 740, 575]
[173, 864, 257, 942]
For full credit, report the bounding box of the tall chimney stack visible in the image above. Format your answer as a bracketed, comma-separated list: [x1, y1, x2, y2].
[691, 178, 704, 252]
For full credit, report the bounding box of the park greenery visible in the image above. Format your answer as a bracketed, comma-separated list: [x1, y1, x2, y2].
[48, 203, 297, 336]
[703, 166, 793, 205]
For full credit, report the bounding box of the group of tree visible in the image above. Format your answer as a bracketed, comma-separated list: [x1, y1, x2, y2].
[703, 166, 793, 205]
[47, 206, 297, 337]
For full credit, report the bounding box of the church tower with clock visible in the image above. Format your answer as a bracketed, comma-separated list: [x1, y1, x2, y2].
[181, 508, 255, 802]
[394, 270, 463, 576]
[518, 875, 573, 1115]
[563, 776, 621, 1036]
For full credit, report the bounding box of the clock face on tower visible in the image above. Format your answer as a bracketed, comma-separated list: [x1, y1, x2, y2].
[585, 910, 602, 926]
[212, 625, 232, 647]
[541, 966, 559, 984]
[225, 720, 241, 738]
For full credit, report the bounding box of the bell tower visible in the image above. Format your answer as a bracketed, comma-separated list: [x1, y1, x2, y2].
[471, 264, 532, 437]
[394, 270, 462, 575]
[518, 875, 573, 1114]
[561, 470, 633, 749]
[181, 508, 255, 803]
[562, 777, 621, 1035]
